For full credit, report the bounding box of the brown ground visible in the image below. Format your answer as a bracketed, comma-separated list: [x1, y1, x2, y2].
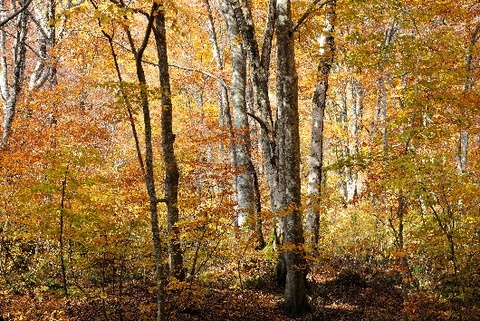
[1, 265, 475, 320]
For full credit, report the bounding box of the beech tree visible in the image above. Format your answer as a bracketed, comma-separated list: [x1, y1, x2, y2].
[219, 0, 256, 228]
[1, 0, 480, 320]
[305, 0, 336, 246]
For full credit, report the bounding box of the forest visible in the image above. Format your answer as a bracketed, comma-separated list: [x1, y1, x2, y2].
[0, 0, 479, 320]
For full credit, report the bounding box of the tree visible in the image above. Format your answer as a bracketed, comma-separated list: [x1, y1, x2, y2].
[305, 0, 336, 247]
[153, 6, 185, 281]
[219, 0, 256, 228]
[275, 0, 308, 315]
[0, 0, 29, 149]
[92, 1, 166, 319]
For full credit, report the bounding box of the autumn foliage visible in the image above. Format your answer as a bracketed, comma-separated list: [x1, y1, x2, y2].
[1, 0, 479, 320]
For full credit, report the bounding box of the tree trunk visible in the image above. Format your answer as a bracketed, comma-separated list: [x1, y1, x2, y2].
[456, 24, 479, 173]
[154, 9, 185, 281]
[28, 0, 57, 90]
[220, 0, 256, 228]
[125, 4, 165, 320]
[305, 0, 336, 247]
[276, 0, 308, 316]
[228, 0, 278, 211]
[0, 0, 28, 150]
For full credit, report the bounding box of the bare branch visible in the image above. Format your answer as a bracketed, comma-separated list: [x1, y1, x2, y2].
[168, 63, 229, 90]
[0, 0, 33, 28]
[292, 0, 332, 34]
[247, 112, 270, 134]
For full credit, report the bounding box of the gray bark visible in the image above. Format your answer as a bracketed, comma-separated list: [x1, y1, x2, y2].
[305, 0, 336, 247]
[0, 0, 28, 149]
[154, 10, 185, 281]
[373, 20, 400, 154]
[219, 1, 255, 228]
[29, 0, 57, 89]
[346, 79, 363, 200]
[205, 0, 229, 128]
[276, 0, 308, 316]
[102, 3, 165, 320]
[228, 0, 278, 211]
[335, 77, 363, 203]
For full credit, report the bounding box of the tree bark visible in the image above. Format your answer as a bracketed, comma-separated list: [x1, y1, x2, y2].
[220, 0, 256, 228]
[0, 0, 28, 149]
[228, 0, 278, 211]
[456, 23, 479, 173]
[275, 0, 308, 316]
[305, 0, 336, 247]
[154, 9, 185, 281]
[28, 0, 57, 90]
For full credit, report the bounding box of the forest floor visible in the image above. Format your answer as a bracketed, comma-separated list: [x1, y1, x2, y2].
[1, 261, 475, 320]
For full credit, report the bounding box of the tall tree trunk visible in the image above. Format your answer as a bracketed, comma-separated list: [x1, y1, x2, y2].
[154, 9, 185, 281]
[228, 0, 278, 211]
[456, 23, 479, 173]
[346, 78, 363, 200]
[220, 0, 256, 228]
[205, 0, 229, 130]
[0, 0, 28, 150]
[276, 0, 308, 315]
[305, 0, 336, 247]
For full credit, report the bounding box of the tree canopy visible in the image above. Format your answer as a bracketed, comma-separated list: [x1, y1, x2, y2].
[0, 0, 479, 320]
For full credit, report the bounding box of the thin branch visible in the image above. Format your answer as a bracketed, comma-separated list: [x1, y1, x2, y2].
[168, 62, 229, 90]
[0, 0, 33, 28]
[247, 112, 270, 134]
[292, 0, 332, 34]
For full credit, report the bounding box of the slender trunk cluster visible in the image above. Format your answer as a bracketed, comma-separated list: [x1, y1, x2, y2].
[96, 2, 185, 320]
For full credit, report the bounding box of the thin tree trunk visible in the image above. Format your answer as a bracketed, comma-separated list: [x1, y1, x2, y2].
[154, 9, 185, 281]
[59, 164, 69, 300]
[456, 23, 479, 173]
[305, 0, 336, 247]
[111, 3, 165, 320]
[205, 0, 229, 129]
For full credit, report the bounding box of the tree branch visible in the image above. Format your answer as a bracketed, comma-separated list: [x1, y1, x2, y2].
[168, 63, 229, 90]
[292, 0, 332, 34]
[247, 112, 270, 134]
[0, 0, 33, 28]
